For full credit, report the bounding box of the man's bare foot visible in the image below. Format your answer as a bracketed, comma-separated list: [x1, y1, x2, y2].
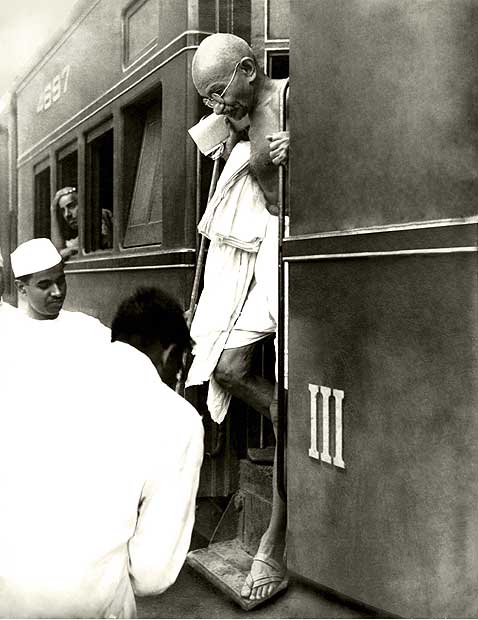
[240, 552, 288, 602]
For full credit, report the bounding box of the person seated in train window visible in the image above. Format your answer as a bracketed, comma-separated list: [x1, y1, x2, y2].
[0, 283, 203, 619]
[189, 33, 289, 605]
[10, 237, 110, 345]
[50, 186, 113, 259]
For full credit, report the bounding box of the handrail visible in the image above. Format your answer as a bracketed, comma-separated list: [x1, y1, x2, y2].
[276, 80, 289, 503]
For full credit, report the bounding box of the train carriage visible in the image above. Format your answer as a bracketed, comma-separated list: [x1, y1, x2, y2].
[285, 1, 478, 617]
[3, 0, 478, 617]
[0, 0, 291, 596]
[7, 0, 217, 321]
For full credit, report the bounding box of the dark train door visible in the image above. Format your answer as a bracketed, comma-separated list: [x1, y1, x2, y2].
[285, 2, 478, 618]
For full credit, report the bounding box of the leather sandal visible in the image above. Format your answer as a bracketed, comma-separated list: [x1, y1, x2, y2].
[241, 552, 288, 603]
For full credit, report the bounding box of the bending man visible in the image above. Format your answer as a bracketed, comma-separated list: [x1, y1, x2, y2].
[0, 278, 203, 618]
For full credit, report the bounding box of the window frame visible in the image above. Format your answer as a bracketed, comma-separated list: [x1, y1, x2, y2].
[85, 119, 114, 254]
[33, 157, 51, 239]
[122, 97, 163, 249]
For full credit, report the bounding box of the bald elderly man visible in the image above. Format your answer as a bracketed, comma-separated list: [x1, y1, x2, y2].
[190, 33, 289, 604]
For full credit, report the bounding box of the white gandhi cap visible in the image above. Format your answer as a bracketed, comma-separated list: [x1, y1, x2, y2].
[11, 238, 62, 278]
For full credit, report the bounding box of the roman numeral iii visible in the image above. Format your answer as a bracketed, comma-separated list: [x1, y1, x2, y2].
[308, 384, 345, 469]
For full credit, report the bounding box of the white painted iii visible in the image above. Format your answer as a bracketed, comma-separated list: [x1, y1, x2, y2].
[308, 384, 345, 469]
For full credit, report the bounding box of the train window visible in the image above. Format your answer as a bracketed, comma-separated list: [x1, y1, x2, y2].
[123, 101, 162, 248]
[85, 123, 114, 253]
[122, 0, 159, 67]
[266, 51, 289, 78]
[34, 160, 51, 238]
[57, 142, 78, 189]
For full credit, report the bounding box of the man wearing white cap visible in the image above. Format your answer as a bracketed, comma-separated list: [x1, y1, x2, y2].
[10, 237, 109, 342]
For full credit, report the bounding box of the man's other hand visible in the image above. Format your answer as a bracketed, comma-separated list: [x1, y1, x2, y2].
[266, 131, 289, 166]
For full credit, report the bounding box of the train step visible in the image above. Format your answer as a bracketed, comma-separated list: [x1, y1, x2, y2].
[247, 446, 275, 464]
[188, 459, 277, 609]
[186, 538, 285, 611]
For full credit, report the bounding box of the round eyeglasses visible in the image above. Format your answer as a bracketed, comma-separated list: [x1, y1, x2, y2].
[202, 59, 244, 111]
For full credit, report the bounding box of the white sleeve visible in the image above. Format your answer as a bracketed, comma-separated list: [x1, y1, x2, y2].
[128, 399, 204, 596]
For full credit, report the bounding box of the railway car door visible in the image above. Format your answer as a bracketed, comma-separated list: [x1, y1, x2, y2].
[285, 2, 478, 617]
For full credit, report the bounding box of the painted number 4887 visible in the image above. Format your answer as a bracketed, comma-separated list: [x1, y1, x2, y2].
[37, 65, 71, 113]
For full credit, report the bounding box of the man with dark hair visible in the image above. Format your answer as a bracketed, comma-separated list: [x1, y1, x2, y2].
[0, 283, 203, 618]
[111, 286, 192, 388]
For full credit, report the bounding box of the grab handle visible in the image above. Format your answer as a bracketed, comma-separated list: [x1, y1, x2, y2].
[276, 80, 289, 502]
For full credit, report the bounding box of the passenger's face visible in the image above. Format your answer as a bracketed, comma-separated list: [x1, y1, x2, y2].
[18, 263, 67, 320]
[199, 62, 252, 121]
[58, 194, 79, 231]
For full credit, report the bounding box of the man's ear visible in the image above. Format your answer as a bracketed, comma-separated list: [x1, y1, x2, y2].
[160, 343, 177, 369]
[15, 279, 27, 296]
[240, 57, 257, 82]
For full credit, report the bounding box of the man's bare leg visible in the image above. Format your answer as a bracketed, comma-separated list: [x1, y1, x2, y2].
[214, 349, 287, 602]
[240, 386, 287, 601]
[214, 343, 274, 417]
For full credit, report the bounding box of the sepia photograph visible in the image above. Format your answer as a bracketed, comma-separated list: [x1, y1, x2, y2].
[0, 1, 476, 618]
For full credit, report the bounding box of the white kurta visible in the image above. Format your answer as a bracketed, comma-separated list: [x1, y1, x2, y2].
[18, 308, 111, 346]
[0, 300, 25, 356]
[0, 299, 20, 321]
[0, 337, 204, 619]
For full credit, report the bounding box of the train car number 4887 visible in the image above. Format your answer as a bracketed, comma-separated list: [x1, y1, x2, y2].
[37, 65, 71, 113]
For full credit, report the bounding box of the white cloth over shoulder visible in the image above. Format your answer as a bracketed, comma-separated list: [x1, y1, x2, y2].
[187, 141, 277, 424]
[0, 340, 204, 619]
[198, 141, 270, 252]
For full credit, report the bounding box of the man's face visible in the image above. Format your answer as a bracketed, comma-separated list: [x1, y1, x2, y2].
[147, 341, 183, 389]
[58, 194, 79, 231]
[198, 62, 252, 121]
[18, 263, 67, 320]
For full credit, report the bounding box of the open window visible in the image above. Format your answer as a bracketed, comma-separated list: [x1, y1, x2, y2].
[57, 141, 78, 189]
[266, 50, 289, 78]
[123, 100, 163, 248]
[34, 159, 51, 238]
[55, 143, 79, 246]
[85, 121, 114, 252]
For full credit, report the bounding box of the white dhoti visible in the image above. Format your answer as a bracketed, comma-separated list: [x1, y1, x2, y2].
[224, 215, 278, 349]
[186, 142, 278, 424]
